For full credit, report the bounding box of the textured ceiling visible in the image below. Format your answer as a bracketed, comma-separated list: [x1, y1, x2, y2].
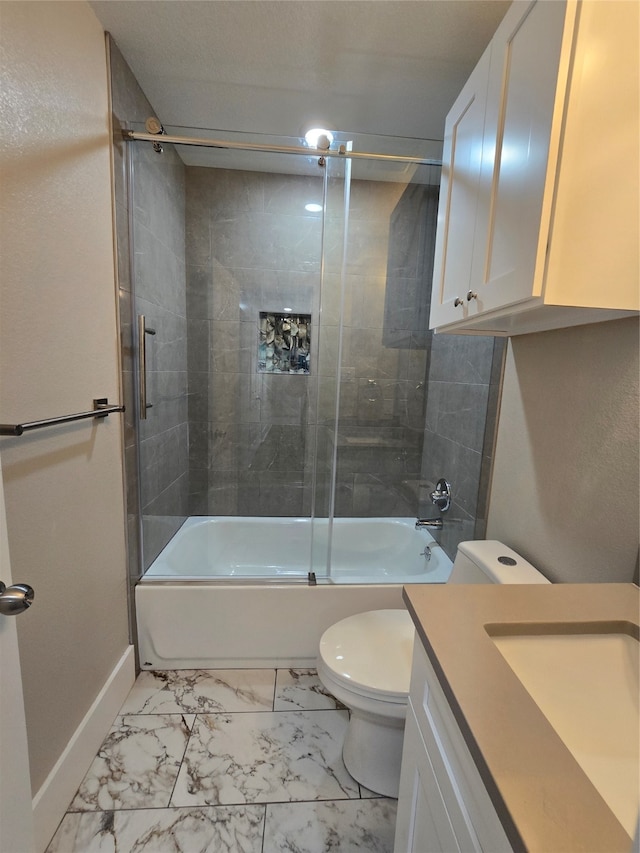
[90, 0, 510, 144]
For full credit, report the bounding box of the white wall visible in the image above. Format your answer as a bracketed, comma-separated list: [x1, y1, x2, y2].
[0, 0, 129, 802]
[487, 317, 639, 583]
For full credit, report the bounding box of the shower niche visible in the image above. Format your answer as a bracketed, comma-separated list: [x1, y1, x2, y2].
[258, 311, 311, 374]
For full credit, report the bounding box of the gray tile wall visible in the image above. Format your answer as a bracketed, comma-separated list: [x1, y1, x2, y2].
[109, 39, 189, 575]
[420, 335, 506, 560]
[327, 181, 436, 516]
[185, 167, 322, 517]
[185, 167, 439, 518]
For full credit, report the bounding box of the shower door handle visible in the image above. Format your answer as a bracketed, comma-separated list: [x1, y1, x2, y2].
[138, 314, 156, 420]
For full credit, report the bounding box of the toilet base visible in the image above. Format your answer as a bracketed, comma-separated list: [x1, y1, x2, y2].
[342, 709, 406, 798]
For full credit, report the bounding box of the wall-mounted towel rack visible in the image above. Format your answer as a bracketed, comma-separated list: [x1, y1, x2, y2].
[0, 398, 125, 436]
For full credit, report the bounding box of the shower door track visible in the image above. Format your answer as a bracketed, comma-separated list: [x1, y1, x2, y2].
[123, 130, 442, 166]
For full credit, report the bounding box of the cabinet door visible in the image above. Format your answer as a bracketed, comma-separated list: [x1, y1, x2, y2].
[394, 706, 461, 853]
[472, 0, 570, 314]
[429, 47, 491, 329]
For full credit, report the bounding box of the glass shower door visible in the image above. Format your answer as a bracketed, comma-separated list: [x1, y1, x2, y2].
[127, 124, 337, 582]
[309, 148, 351, 581]
[312, 135, 442, 584]
[124, 121, 443, 584]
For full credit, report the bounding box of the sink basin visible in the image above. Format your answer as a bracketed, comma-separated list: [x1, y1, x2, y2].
[488, 625, 639, 837]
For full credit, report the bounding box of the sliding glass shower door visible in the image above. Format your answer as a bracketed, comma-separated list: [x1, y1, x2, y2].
[125, 124, 442, 582]
[311, 139, 442, 582]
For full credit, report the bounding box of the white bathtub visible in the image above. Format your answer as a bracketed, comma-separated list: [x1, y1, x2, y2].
[142, 516, 451, 584]
[136, 516, 452, 670]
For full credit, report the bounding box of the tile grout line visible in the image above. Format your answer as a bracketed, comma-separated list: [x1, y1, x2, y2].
[271, 667, 278, 711]
[49, 668, 396, 851]
[165, 711, 198, 810]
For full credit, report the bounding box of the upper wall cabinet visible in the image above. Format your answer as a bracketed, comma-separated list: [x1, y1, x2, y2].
[430, 0, 640, 336]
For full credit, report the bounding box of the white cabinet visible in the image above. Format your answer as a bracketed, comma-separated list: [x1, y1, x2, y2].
[430, 0, 639, 336]
[430, 48, 491, 326]
[394, 642, 512, 853]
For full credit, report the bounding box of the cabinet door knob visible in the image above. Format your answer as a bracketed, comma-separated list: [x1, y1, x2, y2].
[466, 291, 478, 301]
[454, 297, 464, 307]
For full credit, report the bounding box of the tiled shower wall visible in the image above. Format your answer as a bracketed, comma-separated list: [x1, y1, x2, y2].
[185, 167, 437, 517]
[319, 180, 437, 517]
[109, 39, 189, 574]
[420, 335, 506, 559]
[186, 168, 323, 516]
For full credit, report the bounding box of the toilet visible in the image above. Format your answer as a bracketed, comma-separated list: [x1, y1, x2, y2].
[317, 540, 550, 797]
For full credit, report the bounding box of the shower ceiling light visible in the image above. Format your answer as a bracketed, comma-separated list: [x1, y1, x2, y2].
[305, 203, 323, 213]
[304, 127, 334, 149]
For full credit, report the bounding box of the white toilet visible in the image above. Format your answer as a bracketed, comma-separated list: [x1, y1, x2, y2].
[317, 540, 549, 798]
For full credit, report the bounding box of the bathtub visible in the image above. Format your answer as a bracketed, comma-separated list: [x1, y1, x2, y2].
[136, 516, 452, 670]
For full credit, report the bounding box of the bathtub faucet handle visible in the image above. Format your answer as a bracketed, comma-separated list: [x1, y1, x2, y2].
[430, 478, 452, 512]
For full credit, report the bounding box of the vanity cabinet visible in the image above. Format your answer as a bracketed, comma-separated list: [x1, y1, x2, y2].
[394, 642, 512, 853]
[430, 0, 639, 336]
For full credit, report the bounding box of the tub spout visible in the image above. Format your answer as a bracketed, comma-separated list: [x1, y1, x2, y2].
[415, 518, 443, 530]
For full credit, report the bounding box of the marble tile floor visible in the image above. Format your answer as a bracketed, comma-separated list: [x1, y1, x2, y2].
[46, 668, 397, 853]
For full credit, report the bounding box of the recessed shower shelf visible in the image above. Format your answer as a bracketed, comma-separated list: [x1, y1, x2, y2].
[258, 311, 311, 374]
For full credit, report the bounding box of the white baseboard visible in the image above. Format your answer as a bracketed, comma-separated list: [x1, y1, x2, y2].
[32, 645, 136, 852]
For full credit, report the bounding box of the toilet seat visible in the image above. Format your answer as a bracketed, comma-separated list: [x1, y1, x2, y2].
[318, 609, 414, 702]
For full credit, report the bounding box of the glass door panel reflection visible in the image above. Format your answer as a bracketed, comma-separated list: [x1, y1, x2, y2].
[309, 151, 350, 582]
[130, 126, 328, 581]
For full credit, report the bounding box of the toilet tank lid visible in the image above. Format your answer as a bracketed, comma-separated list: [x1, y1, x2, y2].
[457, 540, 550, 584]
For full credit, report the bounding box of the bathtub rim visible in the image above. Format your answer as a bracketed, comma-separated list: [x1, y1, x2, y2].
[141, 514, 451, 584]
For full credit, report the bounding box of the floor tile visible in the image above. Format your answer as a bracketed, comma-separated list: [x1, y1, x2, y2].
[46, 805, 265, 853]
[274, 668, 346, 711]
[171, 710, 359, 807]
[263, 798, 398, 852]
[119, 669, 276, 715]
[70, 715, 191, 811]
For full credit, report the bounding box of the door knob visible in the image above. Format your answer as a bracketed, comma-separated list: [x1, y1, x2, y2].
[0, 581, 35, 616]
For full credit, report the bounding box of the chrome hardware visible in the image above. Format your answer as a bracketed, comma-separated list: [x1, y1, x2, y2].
[138, 315, 156, 420]
[145, 117, 166, 153]
[430, 478, 452, 512]
[420, 546, 432, 562]
[124, 129, 441, 168]
[0, 399, 124, 437]
[466, 290, 478, 301]
[454, 297, 464, 307]
[415, 518, 443, 530]
[366, 379, 379, 402]
[0, 581, 34, 616]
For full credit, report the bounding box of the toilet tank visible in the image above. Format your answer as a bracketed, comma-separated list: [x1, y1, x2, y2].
[449, 540, 550, 584]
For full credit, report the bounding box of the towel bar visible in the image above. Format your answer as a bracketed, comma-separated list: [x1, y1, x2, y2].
[0, 398, 125, 436]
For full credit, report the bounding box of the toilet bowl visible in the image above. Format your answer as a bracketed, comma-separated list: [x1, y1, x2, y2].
[318, 609, 414, 797]
[317, 540, 549, 797]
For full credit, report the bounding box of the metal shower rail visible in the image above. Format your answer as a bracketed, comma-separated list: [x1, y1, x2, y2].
[0, 398, 125, 436]
[123, 130, 442, 167]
